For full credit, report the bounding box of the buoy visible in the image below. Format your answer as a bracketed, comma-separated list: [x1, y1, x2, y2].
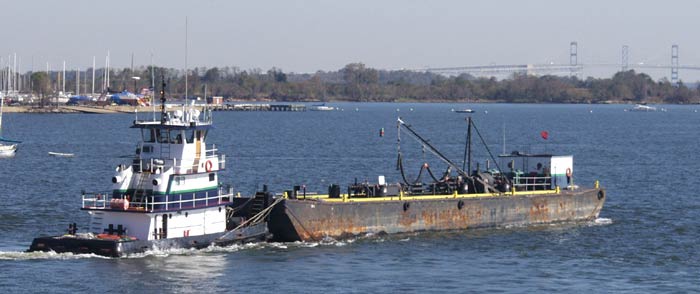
[379, 128, 384, 137]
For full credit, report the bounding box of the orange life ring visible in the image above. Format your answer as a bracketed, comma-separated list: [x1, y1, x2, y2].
[565, 168, 572, 177]
[205, 160, 213, 172]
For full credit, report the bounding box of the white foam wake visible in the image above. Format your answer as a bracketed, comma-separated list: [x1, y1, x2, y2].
[593, 217, 613, 225]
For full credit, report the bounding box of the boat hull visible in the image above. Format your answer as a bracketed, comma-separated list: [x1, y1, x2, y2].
[0, 144, 17, 157]
[268, 188, 606, 242]
[28, 223, 268, 257]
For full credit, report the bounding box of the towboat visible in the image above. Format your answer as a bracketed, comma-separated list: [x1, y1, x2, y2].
[28, 81, 269, 257]
[267, 117, 606, 242]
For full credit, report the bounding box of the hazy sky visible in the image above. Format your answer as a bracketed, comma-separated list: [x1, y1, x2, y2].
[2, 0, 699, 80]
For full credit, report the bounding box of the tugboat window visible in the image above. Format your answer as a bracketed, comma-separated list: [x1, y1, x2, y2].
[173, 132, 183, 144]
[209, 173, 215, 181]
[145, 129, 156, 143]
[157, 129, 170, 143]
[186, 130, 195, 144]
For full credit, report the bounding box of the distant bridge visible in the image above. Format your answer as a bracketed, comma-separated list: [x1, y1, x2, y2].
[425, 63, 700, 76]
[420, 43, 700, 82]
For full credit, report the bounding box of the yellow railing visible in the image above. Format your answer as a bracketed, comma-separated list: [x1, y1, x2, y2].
[286, 189, 560, 203]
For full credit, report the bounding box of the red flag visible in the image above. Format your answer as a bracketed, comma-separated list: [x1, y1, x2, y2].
[540, 131, 549, 140]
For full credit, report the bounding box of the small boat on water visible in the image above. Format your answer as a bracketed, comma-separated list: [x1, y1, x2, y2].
[453, 108, 475, 113]
[48, 152, 75, 157]
[626, 104, 657, 112]
[28, 81, 269, 257]
[309, 103, 335, 111]
[267, 117, 606, 242]
[0, 92, 20, 157]
[0, 144, 17, 157]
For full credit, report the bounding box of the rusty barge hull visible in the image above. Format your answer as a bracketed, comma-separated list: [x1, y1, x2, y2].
[268, 188, 605, 242]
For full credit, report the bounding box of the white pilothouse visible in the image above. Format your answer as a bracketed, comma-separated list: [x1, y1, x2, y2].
[29, 85, 268, 257]
[87, 105, 228, 241]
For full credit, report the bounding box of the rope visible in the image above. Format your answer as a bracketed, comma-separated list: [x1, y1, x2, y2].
[234, 197, 283, 230]
[216, 197, 283, 243]
[225, 196, 256, 219]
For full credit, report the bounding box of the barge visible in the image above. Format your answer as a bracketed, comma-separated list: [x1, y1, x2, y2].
[268, 118, 606, 242]
[28, 80, 268, 257]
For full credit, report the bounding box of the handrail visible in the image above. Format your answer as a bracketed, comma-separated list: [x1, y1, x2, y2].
[132, 153, 226, 174]
[82, 191, 234, 212]
[512, 175, 551, 190]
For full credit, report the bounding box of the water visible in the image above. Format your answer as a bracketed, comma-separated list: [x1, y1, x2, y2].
[1, 103, 699, 292]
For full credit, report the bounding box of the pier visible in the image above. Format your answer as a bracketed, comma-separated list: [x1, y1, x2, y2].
[212, 104, 307, 112]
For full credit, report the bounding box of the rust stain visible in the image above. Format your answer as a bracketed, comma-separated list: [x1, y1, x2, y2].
[529, 199, 550, 222]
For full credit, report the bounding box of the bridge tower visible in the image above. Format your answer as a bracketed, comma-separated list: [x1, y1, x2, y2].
[671, 44, 679, 84]
[621, 45, 629, 72]
[570, 42, 578, 77]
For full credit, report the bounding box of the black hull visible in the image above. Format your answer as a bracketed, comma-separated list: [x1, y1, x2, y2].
[268, 188, 606, 242]
[28, 223, 268, 257]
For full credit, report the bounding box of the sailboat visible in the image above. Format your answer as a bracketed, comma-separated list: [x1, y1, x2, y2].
[0, 92, 20, 157]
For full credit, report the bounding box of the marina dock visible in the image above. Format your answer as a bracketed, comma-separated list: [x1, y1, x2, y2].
[212, 104, 307, 111]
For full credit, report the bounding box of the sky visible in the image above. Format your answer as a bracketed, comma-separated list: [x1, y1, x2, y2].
[2, 0, 699, 81]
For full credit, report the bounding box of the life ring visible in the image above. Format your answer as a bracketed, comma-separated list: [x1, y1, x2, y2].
[565, 168, 572, 177]
[205, 160, 213, 172]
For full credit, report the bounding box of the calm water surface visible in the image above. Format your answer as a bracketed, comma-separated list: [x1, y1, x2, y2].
[1, 103, 698, 292]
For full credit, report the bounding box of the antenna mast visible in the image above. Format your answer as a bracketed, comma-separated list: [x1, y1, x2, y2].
[184, 16, 188, 113]
[160, 74, 167, 124]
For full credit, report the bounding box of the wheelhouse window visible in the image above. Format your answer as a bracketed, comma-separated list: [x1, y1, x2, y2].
[209, 173, 215, 182]
[172, 130, 184, 144]
[156, 129, 170, 143]
[144, 129, 156, 143]
[186, 129, 195, 144]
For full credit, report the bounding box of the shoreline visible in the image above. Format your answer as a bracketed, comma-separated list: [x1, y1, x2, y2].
[2, 100, 684, 114]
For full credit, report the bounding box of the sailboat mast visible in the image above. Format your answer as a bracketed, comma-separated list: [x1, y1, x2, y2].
[1, 91, 4, 133]
[62, 61, 66, 94]
[106, 51, 110, 91]
[103, 55, 107, 92]
[76, 68, 80, 96]
[18, 57, 21, 93]
[130, 52, 134, 92]
[13, 53, 17, 93]
[92, 56, 95, 97]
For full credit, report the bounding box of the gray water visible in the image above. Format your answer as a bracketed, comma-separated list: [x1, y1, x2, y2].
[1, 103, 698, 293]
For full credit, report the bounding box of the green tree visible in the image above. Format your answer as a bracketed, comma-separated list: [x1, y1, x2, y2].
[31, 72, 51, 106]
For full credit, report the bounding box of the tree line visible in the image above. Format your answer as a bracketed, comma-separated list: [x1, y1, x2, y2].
[24, 63, 700, 105]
